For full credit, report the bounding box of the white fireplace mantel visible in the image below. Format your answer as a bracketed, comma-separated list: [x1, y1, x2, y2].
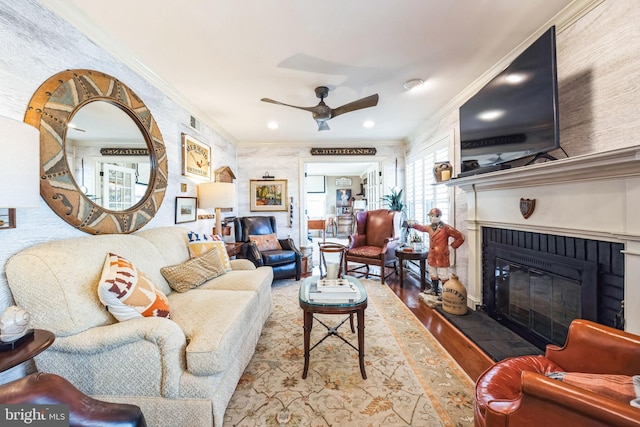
[449, 146, 640, 334]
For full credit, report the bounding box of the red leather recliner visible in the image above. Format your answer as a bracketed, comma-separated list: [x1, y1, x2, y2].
[474, 319, 640, 427]
[345, 209, 401, 284]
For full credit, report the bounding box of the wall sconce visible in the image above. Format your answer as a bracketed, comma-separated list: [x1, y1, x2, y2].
[197, 182, 236, 237]
[0, 117, 40, 230]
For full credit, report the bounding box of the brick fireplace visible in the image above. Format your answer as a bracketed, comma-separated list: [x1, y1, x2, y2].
[451, 147, 640, 336]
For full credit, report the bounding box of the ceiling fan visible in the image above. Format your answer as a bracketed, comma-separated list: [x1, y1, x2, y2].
[261, 86, 379, 131]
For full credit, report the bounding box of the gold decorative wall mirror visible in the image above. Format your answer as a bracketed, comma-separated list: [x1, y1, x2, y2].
[25, 69, 168, 234]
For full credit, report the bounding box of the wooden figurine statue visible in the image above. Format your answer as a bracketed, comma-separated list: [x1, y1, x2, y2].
[410, 208, 465, 297]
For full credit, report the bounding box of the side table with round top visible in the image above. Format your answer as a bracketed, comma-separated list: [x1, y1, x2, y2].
[299, 275, 368, 379]
[0, 329, 55, 373]
[395, 247, 429, 291]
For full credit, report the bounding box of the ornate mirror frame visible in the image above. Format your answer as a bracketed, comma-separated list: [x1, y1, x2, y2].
[25, 69, 168, 234]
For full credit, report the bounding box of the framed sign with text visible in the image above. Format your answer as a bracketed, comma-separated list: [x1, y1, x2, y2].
[182, 133, 211, 180]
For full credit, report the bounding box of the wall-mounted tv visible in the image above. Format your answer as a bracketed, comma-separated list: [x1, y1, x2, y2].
[459, 26, 559, 176]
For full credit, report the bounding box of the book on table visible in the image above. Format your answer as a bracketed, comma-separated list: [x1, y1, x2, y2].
[309, 280, 358, 301]
[317, 278, 351, 291]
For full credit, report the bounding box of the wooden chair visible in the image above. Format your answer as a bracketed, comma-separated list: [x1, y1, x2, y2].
[307, 219, 326, 243]
[345, 209, 402, 284]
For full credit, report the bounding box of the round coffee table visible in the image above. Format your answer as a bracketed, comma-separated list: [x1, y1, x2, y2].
[396, 247, 429, 291]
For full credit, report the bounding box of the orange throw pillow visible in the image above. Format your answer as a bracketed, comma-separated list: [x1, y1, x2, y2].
[249, 233, 282, 251]
[98, 253, 171, 321]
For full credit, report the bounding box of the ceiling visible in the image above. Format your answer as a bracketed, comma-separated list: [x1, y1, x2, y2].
[43, 0, 577, 146]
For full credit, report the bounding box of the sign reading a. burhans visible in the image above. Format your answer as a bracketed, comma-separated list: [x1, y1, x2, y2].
[100, 148, 149, 156]
[310, 148, 376, 156]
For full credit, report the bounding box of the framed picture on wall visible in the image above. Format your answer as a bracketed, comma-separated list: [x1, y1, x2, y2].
[250, 179, 288, 211]
[175, 197, 197, 224]
[181, 133, 211, 180]
[336, 189, 352, 207]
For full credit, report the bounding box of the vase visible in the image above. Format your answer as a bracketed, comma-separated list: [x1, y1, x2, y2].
[442, 274, 467, 315]
[433, 161, 453, 182]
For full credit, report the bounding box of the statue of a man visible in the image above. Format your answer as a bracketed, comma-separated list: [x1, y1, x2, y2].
[411, 208, 465, 297]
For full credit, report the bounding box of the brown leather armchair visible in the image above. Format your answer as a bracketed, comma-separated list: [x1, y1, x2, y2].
[234, 216, 302, 280]
[0, 372, 146, 426]
[475, 319, 640, 427]
[345, 209, 402, 284]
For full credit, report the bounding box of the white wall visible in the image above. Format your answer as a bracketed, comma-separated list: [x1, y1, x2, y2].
[0, 1, 237, 341]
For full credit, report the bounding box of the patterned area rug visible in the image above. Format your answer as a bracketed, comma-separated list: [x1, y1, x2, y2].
[224, 279, 475, 426]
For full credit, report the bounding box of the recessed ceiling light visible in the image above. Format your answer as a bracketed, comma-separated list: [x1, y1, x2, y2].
[403, 78, 424, 91]
[363, 120, 375, 128]
[267, 121, 279, 129]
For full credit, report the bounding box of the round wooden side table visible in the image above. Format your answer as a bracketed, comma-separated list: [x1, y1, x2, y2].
[395, 247, 429, 291]
[0, 329, 55, 372]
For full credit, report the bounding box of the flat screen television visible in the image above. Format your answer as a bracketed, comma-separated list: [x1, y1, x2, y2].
[459, 26, 559, 176]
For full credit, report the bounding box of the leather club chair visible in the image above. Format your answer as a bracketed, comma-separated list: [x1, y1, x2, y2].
[0, 372, 146, 426]
[345, 209, 402, 284]
[234, 216, 302, 280]
[474, 319, 640, 427]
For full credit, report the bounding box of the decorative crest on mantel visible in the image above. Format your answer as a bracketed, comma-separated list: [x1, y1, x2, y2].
[519, 198, 536, 219]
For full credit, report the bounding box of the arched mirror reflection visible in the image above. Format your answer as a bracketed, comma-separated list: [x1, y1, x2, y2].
[66, 101, 150, 211]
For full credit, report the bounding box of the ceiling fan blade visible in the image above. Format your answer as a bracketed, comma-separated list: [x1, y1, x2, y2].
[331, 94, 379, 118]
[316, 120, 330, 131]
[260, 98, 316, 112]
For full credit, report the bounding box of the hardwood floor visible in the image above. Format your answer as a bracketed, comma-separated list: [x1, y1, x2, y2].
[381, 269, 494, 381]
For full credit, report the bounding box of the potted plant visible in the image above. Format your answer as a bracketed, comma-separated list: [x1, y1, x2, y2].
[382, 187, 404, 212]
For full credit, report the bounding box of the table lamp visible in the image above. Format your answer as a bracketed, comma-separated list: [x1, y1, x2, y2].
[0, 116, 40, 229]
[197, 182, 236, 237]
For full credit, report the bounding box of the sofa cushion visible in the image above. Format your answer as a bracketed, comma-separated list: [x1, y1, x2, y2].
[160, 248, 226, 293]
[187, 232, 232, 272]
[167, 289, 261, 375]
[249, 233, 282, 251]
[98, 253, 171, 322]
[261, 250, 297, 266]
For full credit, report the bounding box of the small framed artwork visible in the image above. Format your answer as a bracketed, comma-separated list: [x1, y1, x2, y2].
[250, 179, 288, 212]
[175, 197, 198, 224]
[182, 133, 211, 180]
[336, 188, 352, 207]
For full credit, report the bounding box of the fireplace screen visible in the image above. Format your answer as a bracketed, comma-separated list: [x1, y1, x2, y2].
[495, 259, 581, 346]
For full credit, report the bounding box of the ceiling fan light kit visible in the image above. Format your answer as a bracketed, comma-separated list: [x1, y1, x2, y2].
[261, 86, 379, 131]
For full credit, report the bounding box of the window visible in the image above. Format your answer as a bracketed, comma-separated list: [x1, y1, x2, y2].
[405, 133, 452, 241]
[306, 192, 326, 218]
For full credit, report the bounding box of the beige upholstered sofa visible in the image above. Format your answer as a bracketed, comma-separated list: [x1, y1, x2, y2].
[4, 226, 274, 427]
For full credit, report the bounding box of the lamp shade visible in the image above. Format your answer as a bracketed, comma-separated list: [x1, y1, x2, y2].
[0, 117, 40, 208]
[197, 182, 236, 209]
